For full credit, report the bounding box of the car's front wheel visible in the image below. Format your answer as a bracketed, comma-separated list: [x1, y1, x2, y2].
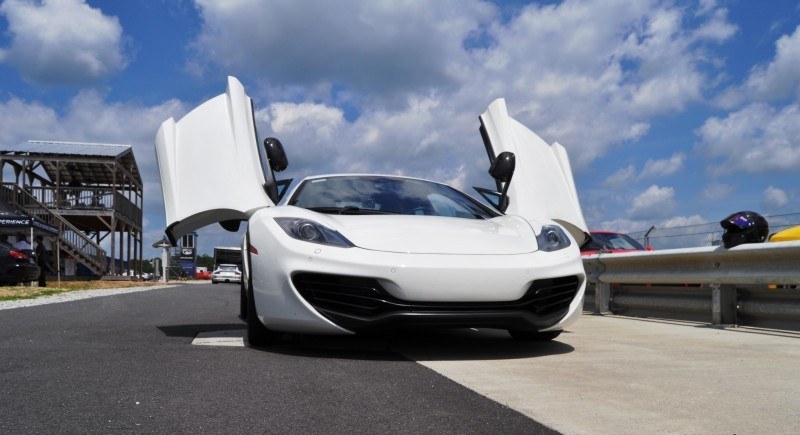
[507, 329, 562, 341]
[244, 233, 278, 347]
[245, 281, 279, 347]
[239, 280, 247, 320]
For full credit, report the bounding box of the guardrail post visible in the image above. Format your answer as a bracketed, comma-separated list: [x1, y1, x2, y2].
[594, 282, 611, 315]
[711, 284, 737, 325]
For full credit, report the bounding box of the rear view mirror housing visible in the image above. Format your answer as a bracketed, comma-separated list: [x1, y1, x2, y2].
[264, 137, 288, 172]
[490, 151, 515, 212]
[489, 151, 515, 183]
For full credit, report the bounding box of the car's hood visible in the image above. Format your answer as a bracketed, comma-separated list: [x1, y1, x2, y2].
[322, 214, 537, 255]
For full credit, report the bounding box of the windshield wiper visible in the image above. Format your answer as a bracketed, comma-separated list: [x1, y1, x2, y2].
[306, 206, 399, 215]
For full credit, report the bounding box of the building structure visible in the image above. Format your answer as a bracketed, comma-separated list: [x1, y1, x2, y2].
[0, 141, 143, 277]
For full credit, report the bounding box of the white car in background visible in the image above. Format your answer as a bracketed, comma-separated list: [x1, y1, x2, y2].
[156, 77, 589, 346]
[211, 264, 242, 284]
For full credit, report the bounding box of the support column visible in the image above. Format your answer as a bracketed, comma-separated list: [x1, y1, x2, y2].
[594, 282, 611, 315]
[711, 284, 737, 325]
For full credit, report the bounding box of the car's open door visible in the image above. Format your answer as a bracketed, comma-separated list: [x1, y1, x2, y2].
[156, 76, 278, 244]
[479, 98, 589, 246]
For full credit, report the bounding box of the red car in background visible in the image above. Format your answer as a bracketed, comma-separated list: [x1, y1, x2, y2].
[580, 230, 653, 255]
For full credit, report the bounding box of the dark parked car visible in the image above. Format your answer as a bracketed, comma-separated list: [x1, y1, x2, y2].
[0, 242, 40, 285]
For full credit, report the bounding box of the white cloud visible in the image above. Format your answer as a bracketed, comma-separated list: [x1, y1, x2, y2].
[696, 102, 800, 173]
[258, 102, 344, 141]
[716, 24, 800, 108]
[692, 6, 737, 42]
[603, 152, 684, 188]
[639, 153, 685, 178]
[0, 0, 128, 86]
[763, 185, 790, 209]
[190, 0, 494, 104]
[604, 164, 636, 187]
[190, 0, 736, 171]
[700, 183, 734, 201]
[660, 214, 706, 227]
[627, 185, 676, 220]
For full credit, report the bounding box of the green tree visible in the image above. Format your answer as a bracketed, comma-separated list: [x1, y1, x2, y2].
[196, 254, 214, 270]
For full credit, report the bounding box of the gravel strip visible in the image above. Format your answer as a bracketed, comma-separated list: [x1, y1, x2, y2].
[0, 284, 181, 310]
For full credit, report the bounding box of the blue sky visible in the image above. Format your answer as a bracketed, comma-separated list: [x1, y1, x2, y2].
[0, 0, 798, 258]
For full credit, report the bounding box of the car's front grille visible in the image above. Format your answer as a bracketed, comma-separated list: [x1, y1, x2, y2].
[292, 272, 580, 323]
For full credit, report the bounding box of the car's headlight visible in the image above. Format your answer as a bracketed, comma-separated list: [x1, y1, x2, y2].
[274, 218, 354, 247]
[536, 225, 572, 252]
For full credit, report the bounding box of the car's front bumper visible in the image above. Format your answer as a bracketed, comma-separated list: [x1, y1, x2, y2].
[248, 214, 586, 335]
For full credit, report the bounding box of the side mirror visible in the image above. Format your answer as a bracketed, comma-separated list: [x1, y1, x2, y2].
[264, 137, 288, 172]
[489, 151, 515, 183]
[490, 152, 515, 212]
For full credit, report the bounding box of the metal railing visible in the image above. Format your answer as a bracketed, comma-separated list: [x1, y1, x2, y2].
[24, 185, 142, 226]
[627, 212, 800, 250]
[583, 241, 800, 329]
[0, 183, 107, 275]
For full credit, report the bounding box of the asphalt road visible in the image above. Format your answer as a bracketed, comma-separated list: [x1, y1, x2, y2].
[0, 283, 557, 434]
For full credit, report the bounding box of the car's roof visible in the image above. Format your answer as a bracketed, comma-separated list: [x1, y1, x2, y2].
[590, 230, 629, 234]
[301, 173, 450, 187]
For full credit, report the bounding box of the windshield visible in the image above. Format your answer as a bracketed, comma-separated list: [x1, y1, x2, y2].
[288, 176, 499, 220]
[584, 232, 645, 251]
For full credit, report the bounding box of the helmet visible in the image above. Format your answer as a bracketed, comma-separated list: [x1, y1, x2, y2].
[720, 211, 768, 248]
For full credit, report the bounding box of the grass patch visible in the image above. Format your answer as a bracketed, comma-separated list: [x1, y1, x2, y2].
[0, 281, 163, 301]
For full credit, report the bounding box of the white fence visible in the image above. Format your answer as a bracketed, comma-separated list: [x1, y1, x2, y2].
[582, 241, 800, 328]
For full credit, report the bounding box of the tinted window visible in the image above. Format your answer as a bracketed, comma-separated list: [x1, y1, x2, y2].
[288, 176, 498, 220]
[584, 233, 645, 251]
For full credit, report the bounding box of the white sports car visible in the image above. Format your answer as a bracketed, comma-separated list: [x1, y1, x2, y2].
[156, 77, 589, 346]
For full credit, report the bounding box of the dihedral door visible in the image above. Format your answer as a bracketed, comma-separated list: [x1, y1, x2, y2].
[479, 98, 589, 245]
[156, 76, 277, 243]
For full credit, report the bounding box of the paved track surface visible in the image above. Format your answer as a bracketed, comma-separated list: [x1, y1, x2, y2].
[0, 283, 554, 434]
[401, 316, 800, 434]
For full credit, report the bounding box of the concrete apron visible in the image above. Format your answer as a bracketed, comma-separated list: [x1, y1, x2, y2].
[394, 314, 800, 435]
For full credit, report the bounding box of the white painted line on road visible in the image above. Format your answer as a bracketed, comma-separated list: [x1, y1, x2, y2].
[0, 284, 180, 310]
[192, 330, 246, 347]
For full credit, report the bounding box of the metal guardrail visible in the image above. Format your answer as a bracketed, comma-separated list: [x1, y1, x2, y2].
[583, 241, 800, 329]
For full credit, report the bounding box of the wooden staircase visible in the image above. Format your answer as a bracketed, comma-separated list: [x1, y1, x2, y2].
[0, 184, 107, 275]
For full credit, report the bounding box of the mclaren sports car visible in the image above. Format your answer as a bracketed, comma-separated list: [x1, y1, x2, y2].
[156, 77, 590, 346]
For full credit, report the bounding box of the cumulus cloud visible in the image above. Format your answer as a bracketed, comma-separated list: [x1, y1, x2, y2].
[716, 24, 800, 108]
[660, 214, 706, 227]
[190, 0, 736, 171]
[627, 185, 676, 220]
[763, 185, 790, 209]
[700, 183, 734, 202]
[0, 0, 128, 86]
[696, 103, 800, 173]
[190, 0, 494, 104]
[640, 153, 685, 178]
[603, 153, 684, 188]
[604, 164, 636, 188]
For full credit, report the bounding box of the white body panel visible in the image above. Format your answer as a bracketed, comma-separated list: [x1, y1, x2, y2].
[155, 76, 273, 242]
[480, 99, 589, 244]
[247, 207, 586, 334]
[308, 213, 538, 255]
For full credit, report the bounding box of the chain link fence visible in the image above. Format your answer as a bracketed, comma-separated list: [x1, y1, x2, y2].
[627, 212, 800, 250]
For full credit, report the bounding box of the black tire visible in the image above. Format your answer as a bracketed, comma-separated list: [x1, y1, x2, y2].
[508, 329, 562, 341]
[244, 233, 277, 347]
[239, 280, 247, 320]
[211, 280, 217, 285]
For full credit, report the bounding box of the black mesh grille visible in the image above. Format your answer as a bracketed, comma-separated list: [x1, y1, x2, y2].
[292, 273, 580, 321]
